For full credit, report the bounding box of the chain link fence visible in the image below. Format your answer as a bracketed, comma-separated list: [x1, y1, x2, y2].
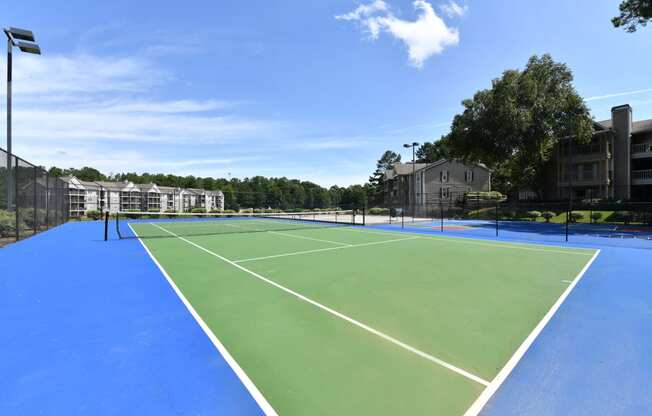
[367, 191, 652, 245]
[1, 147, 68, 245]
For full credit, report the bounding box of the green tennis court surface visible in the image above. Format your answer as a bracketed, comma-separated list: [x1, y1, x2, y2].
[129, 218, 597, 415]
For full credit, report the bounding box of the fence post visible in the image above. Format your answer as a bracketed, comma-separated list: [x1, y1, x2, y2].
[440, 201, 444, 232]
[45, 173, 50, 228]
[495, 201, 499, 237]
[33, 166, 37, 233]
[401, 207, 404, 229]
[565, 205, 569, 243]
[15, 156, 19, 241]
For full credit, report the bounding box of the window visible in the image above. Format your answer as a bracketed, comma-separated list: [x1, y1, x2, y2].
[441, 187, 450, 199]
[465, 170, 474, 183]
[440, 170, 449, 183]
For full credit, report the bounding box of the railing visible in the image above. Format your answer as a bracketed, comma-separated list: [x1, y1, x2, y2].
[632, 170, 652, 181]
[632, 143, 652, 155]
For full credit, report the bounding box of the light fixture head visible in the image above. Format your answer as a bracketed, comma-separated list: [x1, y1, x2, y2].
[4, 27, 35, 42]
[17, 41, 41, 55]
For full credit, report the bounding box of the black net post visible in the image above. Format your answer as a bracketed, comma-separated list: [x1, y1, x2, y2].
[104, 211, 109, 241]
[401, 207, 404, 228]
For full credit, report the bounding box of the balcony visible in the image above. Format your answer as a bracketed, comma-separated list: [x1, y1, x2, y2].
[558, 174, 608, 186]
[632, 143, 652, 159]
[632, 169, 652, 185]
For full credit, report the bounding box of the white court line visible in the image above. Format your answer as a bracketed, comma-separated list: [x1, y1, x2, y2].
[337, 227, 595, 256]
[463, 249, 601, 416]
[268, 230, 352, 246]
[150, 223, 490, 387]
[128, 224, 278, 416]
[234, 236, 421, 263]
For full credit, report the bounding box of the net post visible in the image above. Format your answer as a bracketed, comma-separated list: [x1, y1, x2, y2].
[495, 200, 499, 237]
[401, 207, 404, 229]
[104, 211, 109, 241]
[362, 205, 366, 226]
[115, 212, 122, 239]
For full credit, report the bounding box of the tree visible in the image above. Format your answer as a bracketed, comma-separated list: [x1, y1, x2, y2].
[416, 140, 449, 163]
[446, 54, 594, 197]
[368, 150, 401, 206]
[613, 0, 652, 32]
[48, 167, 63, 177]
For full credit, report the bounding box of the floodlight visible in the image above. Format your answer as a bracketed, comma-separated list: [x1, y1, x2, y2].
[17, 41, 41, 55]
[4, 27, 35, 42]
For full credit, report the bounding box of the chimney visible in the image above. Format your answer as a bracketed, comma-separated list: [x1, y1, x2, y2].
[611, 104, 632, 200]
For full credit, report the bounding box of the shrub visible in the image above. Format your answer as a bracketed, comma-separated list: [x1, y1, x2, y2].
[526, 210, 542, 221]
[541, 211, 555, 223]
[0, 210, 19, 236]
[190, 207, 206, 214]
[569, 211, 584, 223]
[590, 212, 603, 222]
[86, 210, 101, 220]
[368, 207, 390, 216]
[464, 191, 506, 201]
[223, 209, 237, 214]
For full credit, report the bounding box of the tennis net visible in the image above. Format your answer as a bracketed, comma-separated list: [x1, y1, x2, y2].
[111, 210, 362, 239]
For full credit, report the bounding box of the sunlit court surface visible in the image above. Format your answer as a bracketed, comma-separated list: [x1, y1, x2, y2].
[3, 1, 652, 415]
[120, 212, 597, 414]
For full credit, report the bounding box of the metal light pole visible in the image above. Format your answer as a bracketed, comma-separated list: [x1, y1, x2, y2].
[4, 27, 41, 211]
[403, 142, 420, 218]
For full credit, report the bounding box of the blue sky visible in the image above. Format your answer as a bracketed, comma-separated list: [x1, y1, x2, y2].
[2, 0, 651, 186]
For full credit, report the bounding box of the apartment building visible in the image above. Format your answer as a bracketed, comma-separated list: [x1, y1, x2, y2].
[61, 176, 225, 216]
[547, 104, 652, 201]
[384, 159, 492, 207]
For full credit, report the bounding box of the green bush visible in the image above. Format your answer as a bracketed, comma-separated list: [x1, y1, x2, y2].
[86, 210, 101, 220]
[526, 210, 542, 220]
[223, 209, 237, 214]
[541, 211, 555, 222]
[590, 212, 603, 222]
[190, 207, 206, 214]
[464, 191, 506, 201]
[0, 210, 20, 237]
[569, 211, 584, 223]
[368, 207, 390, 215]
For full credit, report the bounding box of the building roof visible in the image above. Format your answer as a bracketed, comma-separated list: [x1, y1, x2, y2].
[157, 186, 178, 193]
[595, 118, 652, 135]
[137, 183, 159, 192]
[94, 180, 127, 191]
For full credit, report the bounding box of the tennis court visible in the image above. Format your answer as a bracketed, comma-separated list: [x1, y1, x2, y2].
[116, 212, 599, 415]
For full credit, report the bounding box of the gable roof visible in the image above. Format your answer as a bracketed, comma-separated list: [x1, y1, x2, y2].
[595, 118, 652, 135]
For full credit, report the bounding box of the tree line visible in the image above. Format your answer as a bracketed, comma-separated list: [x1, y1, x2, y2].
[47, 166, 373, 211]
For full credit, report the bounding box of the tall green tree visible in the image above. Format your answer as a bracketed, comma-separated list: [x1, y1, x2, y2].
[613, 0, 652, 32]
[368, 150, 401, 206]
[416, 140, 449, 163]
[446, 54, 593, 197]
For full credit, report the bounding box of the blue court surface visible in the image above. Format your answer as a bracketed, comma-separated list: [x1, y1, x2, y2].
[2, 219, 651, 415]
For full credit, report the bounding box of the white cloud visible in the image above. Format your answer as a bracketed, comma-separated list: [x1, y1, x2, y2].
[335, 0, 389, 21]
[335, 0, 460, 68]
[0, 53, 284, 146]
[440, 1, 468, 18]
